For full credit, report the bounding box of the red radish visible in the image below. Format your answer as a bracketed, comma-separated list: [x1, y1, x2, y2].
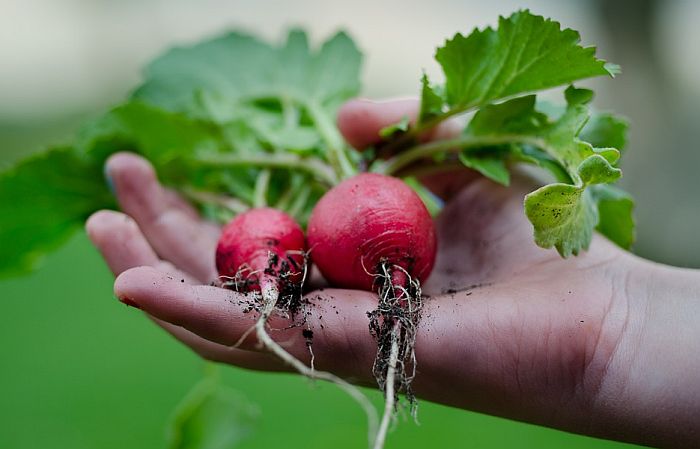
[215, 207, 379, 443]
[307, 173, 437, 449]
[216, 207, 306, 292]
[308, 173, 436, 291]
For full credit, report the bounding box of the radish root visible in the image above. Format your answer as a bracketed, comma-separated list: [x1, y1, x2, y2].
[374, 325, 400, 449]
[369, 263, 424, 448]
[224, 253, 379, 448]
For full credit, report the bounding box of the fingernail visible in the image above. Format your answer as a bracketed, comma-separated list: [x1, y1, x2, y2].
[118, 296, 141, 310]
[104, 164, 116, 195]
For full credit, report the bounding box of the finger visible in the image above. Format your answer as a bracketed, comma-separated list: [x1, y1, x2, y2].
[86, 210, 159, 275]
[115, 266, 379, 381]
[163, 188, 221, 241]
[337, 98, 421, 149]
[336, 98, 462, 150]
[85, 210, 198, 283]
[152, 318, 287, 372]
[337, 98, 469, 200]
[105, 152, 218, 283]
[87, 210, 273, 371]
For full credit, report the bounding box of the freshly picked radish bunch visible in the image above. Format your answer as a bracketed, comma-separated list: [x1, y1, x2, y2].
[215, 207, 379, 444]
[1, 9, 635, 449]
[214, 176, 436, 449]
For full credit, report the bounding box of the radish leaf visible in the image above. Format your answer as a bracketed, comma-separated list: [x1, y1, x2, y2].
[424, 10, 617, 123]
[0, 148, 114, 277]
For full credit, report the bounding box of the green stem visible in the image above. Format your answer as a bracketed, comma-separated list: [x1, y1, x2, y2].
[194, 153, 337, 187]
[274, 174, 303, 211]
[182, 187, 249, 214]
[281, 96, 298, 130]
[253, 169, 271, 208]
[379, 107, 468, 156]
[287, 184, 312, 219]
[377, 134, 547, 175]
[306, 100, 355, 181]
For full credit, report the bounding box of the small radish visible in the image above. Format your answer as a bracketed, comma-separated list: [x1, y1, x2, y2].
[308, 173, 436, 291]
[216, 207, 306, 295]
[216, 207, 378, 444]
[307, 173, 437, 449]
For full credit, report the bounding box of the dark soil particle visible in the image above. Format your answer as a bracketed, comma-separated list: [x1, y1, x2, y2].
[218, 252, 314, 334]
[302, 329, 314, 339]
[441, 282, 492, 295]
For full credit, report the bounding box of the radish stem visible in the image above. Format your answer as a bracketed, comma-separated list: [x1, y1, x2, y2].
[182, 187, 250, 214]
[306, 100, 356, 180]
[195, 152, 338, 186]
[253, 169, 271, 208]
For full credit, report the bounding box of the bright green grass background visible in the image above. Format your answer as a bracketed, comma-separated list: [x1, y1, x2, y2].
[0, 234, 644, 449]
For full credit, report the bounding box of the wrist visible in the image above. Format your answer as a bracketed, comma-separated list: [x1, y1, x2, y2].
[590, 257, 700, 447]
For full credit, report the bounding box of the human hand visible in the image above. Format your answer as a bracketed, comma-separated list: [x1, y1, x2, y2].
[86, 98, 700, 449]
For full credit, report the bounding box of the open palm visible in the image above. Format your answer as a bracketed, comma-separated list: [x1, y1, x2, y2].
[87, 98, 696, 448]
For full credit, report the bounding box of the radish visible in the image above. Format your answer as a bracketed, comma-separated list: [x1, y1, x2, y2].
[216, 207, 306, 295]
[216, 207, 378, 445]
[308, 173, 437, 449]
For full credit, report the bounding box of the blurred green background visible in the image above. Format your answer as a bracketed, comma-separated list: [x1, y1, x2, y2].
[1, 0, 698, 447]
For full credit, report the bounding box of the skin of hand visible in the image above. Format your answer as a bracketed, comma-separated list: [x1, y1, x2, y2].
[86, 98, 700, 449]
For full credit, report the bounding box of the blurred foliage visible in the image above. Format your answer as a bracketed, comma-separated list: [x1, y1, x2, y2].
[167, 366, 258, 449]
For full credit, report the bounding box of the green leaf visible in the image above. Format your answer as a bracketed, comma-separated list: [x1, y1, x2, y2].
[167, 371, 258, 449]
[591, 185, 635, 249]
[511, 146, 572, 183]
[379, 116, 410, 138]
[524, 184, 597, 257]
[564, 85, 594, 105]
[0, 147, 115, 277]
[403, 176, 443, 216]
[78, 101, 220, 163]
[536, 100, 620, 184]
[459, 151, 510, 185]
[132, 29, 361, 182]
[418, 73, 444, 124]
[523, 151, 621, 256]
[464, 92, 628, 256]
[577, 154, 621, 185]
[306, 31, 363, 107]
[134, 30, 362, 121]
[466, 95, 547, 136]
[435, 10, 616, 110]
[580, 112, 629, 152]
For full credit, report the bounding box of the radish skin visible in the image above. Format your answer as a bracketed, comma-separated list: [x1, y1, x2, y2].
[216, 207, 306, 290]
[308, 173, 436, 291]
